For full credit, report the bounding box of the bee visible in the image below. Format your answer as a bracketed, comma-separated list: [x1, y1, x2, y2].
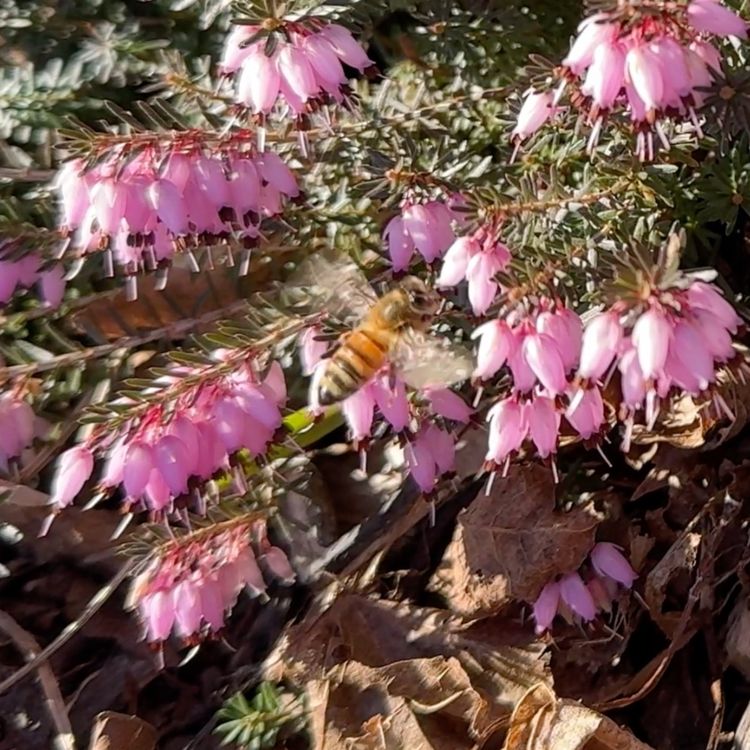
[291, 256, 473, 406]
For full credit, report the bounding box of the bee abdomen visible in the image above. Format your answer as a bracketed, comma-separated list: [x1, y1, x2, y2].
[316, 329, 388, 405]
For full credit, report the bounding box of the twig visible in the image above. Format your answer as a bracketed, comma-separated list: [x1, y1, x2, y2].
[0, 560, 134, 696]
[0, 298, 252, 382]
[0, 610, 76, 750]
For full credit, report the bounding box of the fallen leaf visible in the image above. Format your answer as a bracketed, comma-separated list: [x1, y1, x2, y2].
[430, 464, 601, 616]
[504, 683, 654, 750]
[273, 593, 551, 746]
[87, 711, 157, 750]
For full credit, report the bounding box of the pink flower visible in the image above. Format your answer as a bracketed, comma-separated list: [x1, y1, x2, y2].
[38, 266, 66, 308]
[631, 307, 672, 379]
[437, 236, 476, 287]
[590, 542, 637, 588]
[342, 385, 376, 443]
[372, 376, 411, 432]
[512, 91, 554, 141]
[686, 280, 742, 333]
[319, 24, 374, 72]
[565, 386, 604, 439]
[130, 517, 288, 642]
[486, 397, 527, 465]
[471, 319, 514, 380]
[579, 311, 623, 380]
[582, 40, 626, 110]
[522, 332, 568, 395]
[425, 387, 473, 423]
[687, 0, 747, 37]
[219, 24, 260, 74]
[406, 422, 455, 493]
[383, 215, 414, 272]
[559, 572, 597, 621]
[563, 14, 618, 75]
[533, 581, 561, 634]
[401, 202, 455, 264]
[526, 396, 561, 458]
[299, 326, 328, 376]
[536, 306, 583, 373]
[50, 446, 95, 509]
[625, 43, 664, 115]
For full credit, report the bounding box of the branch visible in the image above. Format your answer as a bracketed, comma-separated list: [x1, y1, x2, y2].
[0, 561, 135, 697]
[0, 610, 77, 750]
[0, 297, 253, 383]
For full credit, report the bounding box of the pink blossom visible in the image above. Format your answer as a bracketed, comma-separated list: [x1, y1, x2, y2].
[471, 319, 514, 380]
[563, 14, 618, 75]
[522, 332, 568, 395]
[383, 215, 414, 272]
[631, 307, 672, 379]
[131, 517, 290, 642]
[526, 396, 561, 458]
[536, 306, 582, 373]
[38, 266, 66, 308]
[512, 90, 554, 141]
[590, 542, 637, 588]
[578, 311, 623, 380]
[533, 581, 561, 634]
[219, 24, 260, 74]
[406, 422, 455, 493]
[425, 387, 473, 423]
[626, 43, 664, 115]
[687, 0, 748, 37]
[372, 376, 411, 432]
[342, 385, 376, 443]
[401, 202, 455, 264]
[50, 446, 95, 509]
[486, 397, 527, 465]
[686, 280, 742, 333]
[299, 326, 328, 375]
[565, 386, 604, 439]
[319, 24, 374, 72]
[582, 40, 625, 110]
[559, 572, 597, 621]
[437, 236, 477, 287]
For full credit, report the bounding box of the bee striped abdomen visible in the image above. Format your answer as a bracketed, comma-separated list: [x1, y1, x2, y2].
[316, 328, 391, 405]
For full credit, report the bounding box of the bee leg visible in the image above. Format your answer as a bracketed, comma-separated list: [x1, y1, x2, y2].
[387, 363, 398, 390]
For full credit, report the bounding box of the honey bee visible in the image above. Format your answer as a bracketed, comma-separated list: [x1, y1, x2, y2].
[291, 256, 473, 406]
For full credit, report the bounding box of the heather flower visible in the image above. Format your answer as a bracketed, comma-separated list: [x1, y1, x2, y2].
[341, 383, 376, 445]
[512, 91, 554, 142]
[384, 200, 456, 270]
[631, 307, 672, 380]
[559, 572, 597, 621]
[578, 311, 623, 381]
[471, 319, 514, 381]
[298, 326, 329, 376]
[55, 142, 299, 279]
[437, 224, 511, 315]
[49, 446, 95, 509]
[590, 542, 637, 588]
[533, 581, 561, 634]
[485, 397, 527, 468]
[223, 19, 373, 117]
[514, 1, 749, 158]
[52, 358, 286, 512]
[129, 517, 293, 643]
[424, 387, 473, 423]
[405, 422, 456, 493]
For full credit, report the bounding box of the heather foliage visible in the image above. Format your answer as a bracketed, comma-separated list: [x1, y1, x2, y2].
[2, 0, 750, 748]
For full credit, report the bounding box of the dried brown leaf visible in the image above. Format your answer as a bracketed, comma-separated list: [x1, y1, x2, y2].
[87, 712, 157, 750]
[504, 683, 654, 750]
[430, 464, 601, 616]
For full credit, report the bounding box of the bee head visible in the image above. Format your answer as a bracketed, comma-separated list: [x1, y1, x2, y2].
[401, 276, 439, 318]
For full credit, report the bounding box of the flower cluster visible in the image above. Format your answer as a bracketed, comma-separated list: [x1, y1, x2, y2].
[383, 200, 456, 271]
[221, 21, 374, 117]
[0, 243, 66, 308]
[576, 277, 743, 448]
[0, 392, 35, 472]
[533, 542, 637, 634]
[474, 301, 604, 473]
[514, 0, 748, 159]
[129, 516, 294, 643]
[50, 358, 286, 513]
[437, 222, 512, 316]
[56, 142, 299, 276]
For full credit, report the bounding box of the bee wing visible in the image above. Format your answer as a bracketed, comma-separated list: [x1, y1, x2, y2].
[392, 330, 474, 390]
[287, 254, 378, 325]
